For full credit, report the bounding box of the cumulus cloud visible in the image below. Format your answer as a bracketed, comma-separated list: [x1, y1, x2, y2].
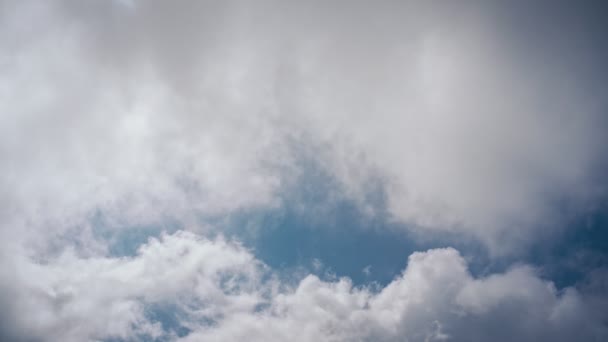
[0, 231, 266, 341]
[0, 231, 605, 341]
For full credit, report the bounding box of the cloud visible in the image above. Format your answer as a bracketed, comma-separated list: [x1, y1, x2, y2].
[0, 231, 605, 341]
[1, 1, 606, 253]
[276, 2, 608, 250]
[1, 2, 607, 339]
[0, 0, 295, 245]
[363, 265, 372, 277]
[0, 231, 267, 341]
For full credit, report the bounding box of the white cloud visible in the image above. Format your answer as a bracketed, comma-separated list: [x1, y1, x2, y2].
[0, 231, 267, 341]
[1, 231, 605, 341]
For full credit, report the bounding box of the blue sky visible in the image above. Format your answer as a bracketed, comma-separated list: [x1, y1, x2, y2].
[95, 161, 608, 290]
[1, 1, 608, 341]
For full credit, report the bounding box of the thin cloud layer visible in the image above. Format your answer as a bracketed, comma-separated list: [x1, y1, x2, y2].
[0, 231, 605, 341]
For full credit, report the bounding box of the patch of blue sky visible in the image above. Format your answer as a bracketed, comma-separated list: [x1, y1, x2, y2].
[143, 302, 193, 338]
[102, 303, 195, 342]
[90, 154, 608, 291]
[217, 156, 460, 287]
[219, 166, 608, 289]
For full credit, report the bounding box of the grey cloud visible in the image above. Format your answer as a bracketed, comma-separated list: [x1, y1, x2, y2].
[2, 1, 606, 252]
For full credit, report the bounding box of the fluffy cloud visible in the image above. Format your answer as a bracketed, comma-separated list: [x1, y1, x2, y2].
[190, 247, 607, 342]
[0, 231, 266, 341]
[0, 231, 605, 341]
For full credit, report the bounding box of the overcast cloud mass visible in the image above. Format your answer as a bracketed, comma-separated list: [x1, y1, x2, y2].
[1, 1, 607, 341]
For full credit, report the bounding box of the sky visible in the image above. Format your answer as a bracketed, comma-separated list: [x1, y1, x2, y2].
[1, 1, 607, 341]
